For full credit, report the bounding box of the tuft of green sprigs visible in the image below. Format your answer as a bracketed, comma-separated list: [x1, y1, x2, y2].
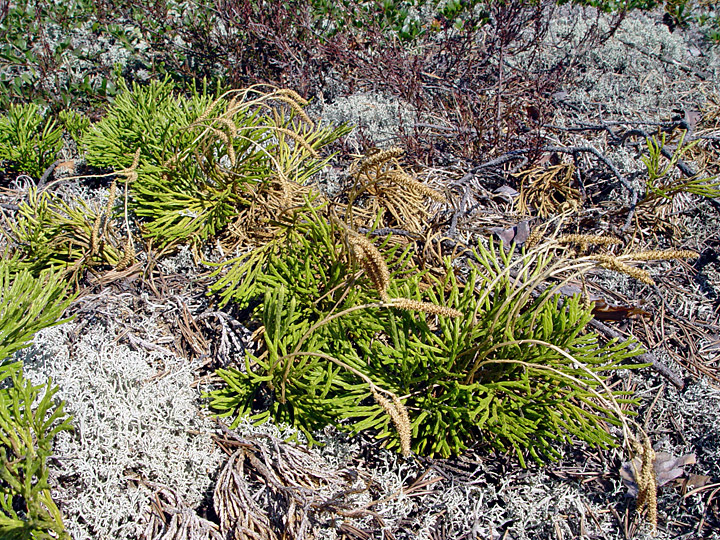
[0, 263, 74, 539]
[207, 201, 646, 464]
[0, 363, 72, 540]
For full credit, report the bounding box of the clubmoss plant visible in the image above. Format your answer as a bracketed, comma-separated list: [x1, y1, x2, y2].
[0, 104, 63, 179]
[57, 109, 91, 146]
[207, 196, 645, 463]
[82, 77, 218, 170]
[641, 132, 720, 204]
[0, 362, 72, 540]
[0, 262, 72, 364]
[4, 186, 123, 280]
[83, 78, 350, 248]
[0, 262, 73, 539]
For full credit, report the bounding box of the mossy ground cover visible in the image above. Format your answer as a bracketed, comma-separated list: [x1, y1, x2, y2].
[1, 1, 720, 539]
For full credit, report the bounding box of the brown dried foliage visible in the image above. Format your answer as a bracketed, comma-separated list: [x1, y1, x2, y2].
[347, 147, 445, 233]
[142, 483, 224, 540]
[515, 163, 582, 218]
[170, 1, 602, 166]
[211, 428, 389, 540]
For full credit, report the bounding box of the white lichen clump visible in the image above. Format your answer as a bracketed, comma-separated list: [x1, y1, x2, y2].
[19, 323, 223, 540]
[313, 92, 418, 150]
[517, 5, 720, 118]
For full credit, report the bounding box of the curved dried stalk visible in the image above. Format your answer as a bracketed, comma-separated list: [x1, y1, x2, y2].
[465, 339, 637, 451]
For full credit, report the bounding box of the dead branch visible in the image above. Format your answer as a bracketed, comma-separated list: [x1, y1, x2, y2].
[588, 318, 684, 389]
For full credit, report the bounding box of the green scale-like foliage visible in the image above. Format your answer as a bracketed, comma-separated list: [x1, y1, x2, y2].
[207, 202, 645, 463]
[0, 262, 74, 538]
[83, 78, 350, 248]
[82, 77, 217, 170]
[0, 363, 72, 540]
[369, 272, 637, 461]
[0, 262, 73, 364]
[4, 187, 122, 278]
[82, 78, 229, 247]
[0, 104, 63, 179]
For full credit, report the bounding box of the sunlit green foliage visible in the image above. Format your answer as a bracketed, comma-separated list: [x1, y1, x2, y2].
[207, 201, 644, 463]
[0, 362, 73, 540]
[83, 78, 349, 247]
[641, 132, 720, 204]
[0, 104, 63, 179]
[0, 263, 73, 365]
[0, 264, 73, 539]
[4, 187, 122, 278]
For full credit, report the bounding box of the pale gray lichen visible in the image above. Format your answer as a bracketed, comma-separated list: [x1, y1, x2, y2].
[157, 244, 201, 277]
[19, 322, 223, 540]
[516, 4, 720, 119]
[312, 92, 418, 152]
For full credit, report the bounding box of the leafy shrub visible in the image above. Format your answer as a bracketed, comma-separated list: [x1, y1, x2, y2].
[0, 0, 121, 109]
[309, 0, 488, 40]
[0, 104, 63, 179]
[561, 0, 661, 12]
[0, 0, 678, 115]
[312, 0, 660, 40]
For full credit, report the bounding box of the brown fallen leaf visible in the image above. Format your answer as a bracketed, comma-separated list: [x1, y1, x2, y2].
[683, 473, 712, 493]
[621, 451, 696, 498]
[592, 298, 652, 321]
[491, 220, 531, 246]
[556, 284, 650, 321]
[684, 108, 702, 133]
